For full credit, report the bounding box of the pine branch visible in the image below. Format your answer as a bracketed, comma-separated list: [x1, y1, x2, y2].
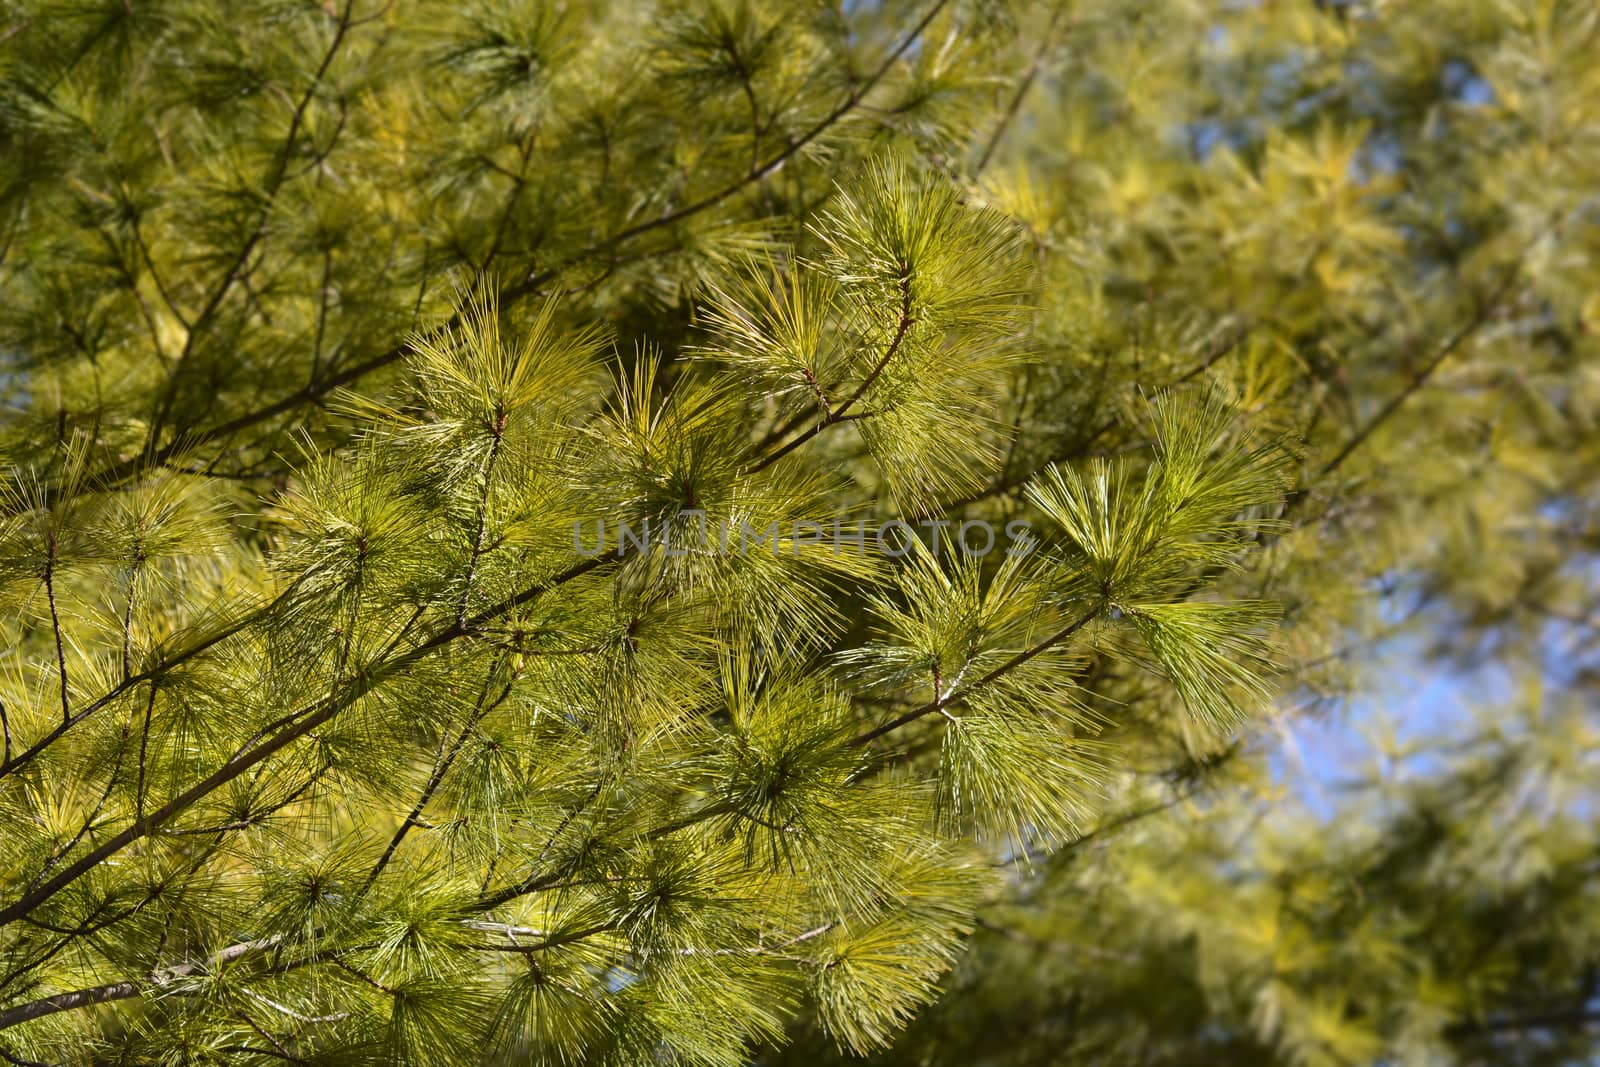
[1048, 777, 1219, 862]
[41, 541, 69, 725]
[134, 681, 156, 826]
[926, 325, 1249, 517]
[0, 936, 285, 1031]
[158, 764, 329, 837]
[239, 988, 348, 1026]
[477, 921, 618, 954]
[119, 557, 141, 682]
[141, 1, 359, 462]
[20, 725, 130, 896]
[974, 0, 1071, 175]
[0, 1045, 56, 1067]
[83, 210, 171, 364]
[16, 0, 953, 514]
[355, 665, 515, 898]
[0, 907, 639, 1034]
[526, 0, 952, 284]
[231, 1006, 298, 1063]
[0, 553, 611, 928]
[745, 273, 914, 474]
[0, 577, 297, 782]
[1318, 265, 1518, 479]
[1447, 1008, 1600, 1037]
[128, 211, 188, 331]
[0, 528, 597, 786]
[458, 406, 508, 628]
[849, 604, 1101, 747]
[476, 797, 743, 912]
[677, 922, 836, 957]
[309, 244, 335, 384]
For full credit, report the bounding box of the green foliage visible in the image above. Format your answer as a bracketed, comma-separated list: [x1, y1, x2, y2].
[1, 0, 1598, 1065]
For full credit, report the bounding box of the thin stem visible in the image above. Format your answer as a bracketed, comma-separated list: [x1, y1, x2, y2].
[1319, 266, 1517, 478]
[356, 666, 515, 898]
[23, 723, 131, 894]
[745, 274, 914, 475]
[4, 793, 809, 1032]
[974, 0, 1070, 175]
[0, 554, 610, 929]
[477, 798, 741, 911]
[926, 325, 1249, 516]
[128, 211, 188, 329]
[458, 408, 507, 628]
[309, 244, 334, 383]
[0, 935, 285, 1031]
[141, 1, 357, 461]
[478, 922, 618, 954]
[134, 681, 157, 829]
[43, 541, 69, 725]
[849, 605, 1101, 747]
[19, 0, 952, 513]
[534, 0, 950, 283]
[1447, 1008, 1600, 1036]
[232, 1008, 298, 1063]
[120, 556, 142, 681]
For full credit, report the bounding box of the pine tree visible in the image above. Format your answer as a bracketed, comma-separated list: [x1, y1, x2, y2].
[1, 1, 1597, 1065]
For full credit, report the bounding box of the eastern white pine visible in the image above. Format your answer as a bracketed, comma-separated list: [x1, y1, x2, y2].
[1, 2, 1597, 1065]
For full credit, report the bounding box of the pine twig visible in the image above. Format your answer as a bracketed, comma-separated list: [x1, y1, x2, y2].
[849, 604, 1101, 747]
[23, 0, 955, 514]
[0, 554, 608, 930]
[0, 936, 286, 1031]
[974, 0, 1071, 175]
[43, 542, 69, 725]
[1318, 263, 1519, 479]
[141, 0, 358, 462]
[746, 274, 915, 474]
[356, 666, 515, 898]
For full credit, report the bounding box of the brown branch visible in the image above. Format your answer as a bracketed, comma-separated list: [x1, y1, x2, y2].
[22, 0, 952, 514]
[42, 542, 69, 725]
[477, 796, 742, 911]
[0, 1044, 56, 1067]
[533, 0, 951, 286]
[1446, 1007, 1600, 1037]
[927, 324, 1249, 517]
[141, 1, 357, 461]
[21, 715, 133, 895]
[5, 791, 805, 1032]
[974, 0, 1070, 175]
[133, 681, 156, 826]
[84, 214, 171, 364]
[744, 274, 915, 474]
[355, 665, 515, 898]
[458, 408, 507, 627]
[128, 211, 188, 330]
[0, 936, 284, 1031]
[849, 604, 1101, 747]
[232, 1007, 298, 1063]
[1318, 266, 1517, 479]
[120, 557, 141, 682]
[0, 553, 611, 930]
[0, 584, 284, 783]
[0, 900, 637, 1036]
[477, 922, 618, 955]
[309, 244, 335, 383]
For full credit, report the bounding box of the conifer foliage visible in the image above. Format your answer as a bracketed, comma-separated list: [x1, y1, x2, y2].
[2, 1, 1599, 1065]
